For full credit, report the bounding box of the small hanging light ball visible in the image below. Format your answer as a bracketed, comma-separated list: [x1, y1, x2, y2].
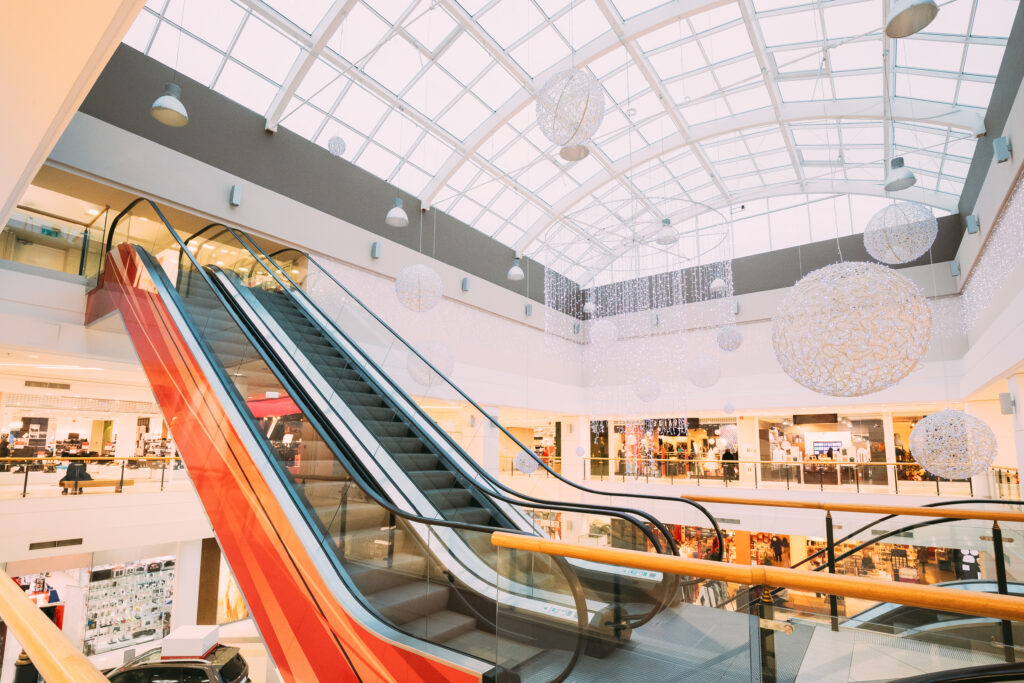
[535, 68, 606, 148]
[909, 409, 997, 479]
[395, 264, 443, 312]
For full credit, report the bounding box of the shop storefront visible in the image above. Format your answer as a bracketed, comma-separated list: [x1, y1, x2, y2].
[591, 417, 739, 481]
[758, 414, 888, 487]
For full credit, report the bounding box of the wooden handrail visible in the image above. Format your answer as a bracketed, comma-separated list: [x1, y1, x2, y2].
[678, 495, 1024, 522]
[491, 531, 1024, 622]
[0, 456, 180, 462]
[582, 456, 979, 467]
[0, 567, 107, 682]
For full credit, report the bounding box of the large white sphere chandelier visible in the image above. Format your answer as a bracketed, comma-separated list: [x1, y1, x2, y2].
[535, 69, 605, 158]
[717, 325, 743, 352]
[909, 409, 997, 479]
[864, 201, 938, 265]
[771, 262, 931, 397]
[395, 264, 443, 312]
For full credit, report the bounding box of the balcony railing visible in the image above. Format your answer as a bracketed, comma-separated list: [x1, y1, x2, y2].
[0, 456, 186, 499]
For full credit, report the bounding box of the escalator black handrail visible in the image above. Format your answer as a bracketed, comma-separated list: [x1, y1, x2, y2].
[255, 240, 727, 559]
[214, 229, 689, 631]
[104, 200, 589, 681]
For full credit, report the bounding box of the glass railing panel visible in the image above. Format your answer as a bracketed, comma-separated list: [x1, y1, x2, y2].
[1, 206, 111, 280]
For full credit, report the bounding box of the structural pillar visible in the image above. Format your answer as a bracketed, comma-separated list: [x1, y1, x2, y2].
[882, 412, 897, 494]
[1006, 374, 1024, 499]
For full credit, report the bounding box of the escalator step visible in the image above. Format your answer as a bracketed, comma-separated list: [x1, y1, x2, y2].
[408, 470, 456, 490]
[403, 611, 477, 643]
[364, 420, 411, 438]
[443, 631, 542, 670]
[379, 436, 430, 453]
[346, 554, 429, 594]
[313, 501, 388, 533]
[392, 453, 440, 470]
[424, 488, 473, 509]
[371, 582, 450, 625]
[442, 507, 492, 526]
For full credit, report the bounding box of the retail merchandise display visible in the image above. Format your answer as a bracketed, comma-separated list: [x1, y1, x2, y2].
[83, 556, 175, 655]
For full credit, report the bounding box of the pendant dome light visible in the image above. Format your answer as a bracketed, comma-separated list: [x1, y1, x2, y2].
[654, 218, 679, 246]
[885, 0, 939, 38]
[385, 198, 409, 228]
[151, 82, 188, 127]
[582, 300, 597, 315]
[507, 255, 525, 281]
[884, 157, 917, 192]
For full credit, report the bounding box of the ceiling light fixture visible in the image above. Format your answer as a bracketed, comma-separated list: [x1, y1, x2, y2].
[654, 218, 678, 246]
[885, 0, 939, 38]
[583, 300, 597, 315]
[385, 198, 409, 228]
[559, 145, 590, 162]
[507, 255, 525, 281]
[884, 157, 916, 192]
[151, 82, 188, 127]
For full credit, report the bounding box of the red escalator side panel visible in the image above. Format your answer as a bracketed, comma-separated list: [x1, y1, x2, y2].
[89, 245, 479, 683]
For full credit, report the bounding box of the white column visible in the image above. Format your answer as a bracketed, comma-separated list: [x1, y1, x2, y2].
[462, 406, 502, 478]
[1006, 374, 1024, 499]
[558, 416, 589, 485]
[170, 540, 203, 631]
[113, 415, 138, 461]
[882, 412, 897, 494]
[737, 416, 759, 486]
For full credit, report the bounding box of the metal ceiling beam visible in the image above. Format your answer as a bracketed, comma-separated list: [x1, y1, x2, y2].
[572, 179, 958, 286]
[514, 97, 979, 252]
[419, 0, 733, 209]
[264, 0, 358, 132]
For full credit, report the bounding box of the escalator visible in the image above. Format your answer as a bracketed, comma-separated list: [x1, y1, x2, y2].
[86, 199, 719, 682]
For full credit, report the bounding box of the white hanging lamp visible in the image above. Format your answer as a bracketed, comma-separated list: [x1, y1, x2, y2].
[385, 198, 409, 228]
[507, 255, 525, 281]
[151, 82, 188, 127]
[885, 0, 939, 38]
[884, 157, 917, 192]
[583, 300, 597, 315]
[654, 218, 679, 246]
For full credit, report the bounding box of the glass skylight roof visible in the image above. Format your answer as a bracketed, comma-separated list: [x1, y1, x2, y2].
[125, 0, 1015, 284]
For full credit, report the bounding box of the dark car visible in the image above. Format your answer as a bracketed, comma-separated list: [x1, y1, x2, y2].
[105, 645, 248, 683]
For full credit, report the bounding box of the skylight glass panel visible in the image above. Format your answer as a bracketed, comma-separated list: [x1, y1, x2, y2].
[537, 173, 578, 205]
[822, 0, 883, 39]
[364, 35, 423, 94]
[403, 64, 462, 118]
[699, 25, 753, 63]
[123, 9, 158, 52]
[778, 78, 832, 101]
[214, 61, 279, 113]
[391, 162, 431, 194]
[896, 39, 964, 72]
[473, 209, 505, 237]
[279, 100, 325, 138]
[356, 142, 401, 179]
[472, 63, 522, 110]
[464, 175, 502, 206]
[566, 155, 603, 182]
[758, 10, 821, 48]
[746, 130, 787, 153]
[732, 214, 771, 257]
[449, 197, 484, 224]
[774, 47, 826, 74]
[601, 130, 649, 160]
[664, 70, 717, 102]
[689, 2, 743, 33]
[941, 158, 971, 178]
[638, 116, 674, 144]
[648, 41, 707, 79]
[333, 3, 390, 65]
[726, 86, 772, 113]
[770, 205, 811, 249]
[494, 138, 542, 174]
[971, 0, 1018, 38]
[478, 0, 544, 49]
[681, 98, 730, 125]
[752, 0, 814, 10]
[438, 32, 490, 84]
[841, 123, 884, 146]
[490, 189, 526, 217]
[920, 0, 972, 35]
[372, 110, 419, 157]
[509, 24, 571, 76]
[895, 73, 957, 102]
[337, 85, 388, 135]
[406, 133, 451, 175]
[756, 150, 794, 169]
[761, 167, 798, 183]
[437, 92, 490, 139]
[292, 60, 346, 110]
[963, 43, 1006, 76]
[405, 5, 458, 52]
[266, 0, 333, 33]
[149, 22, 223, 86]
[230, 15, 300, 84]
[637, 19, 694, 52]
[894, 125, 947, 152]
[553, 1, 610, 50]
[828, 40, 883, 71]
[168, 0, 244, 51]
[317, 118, 366, 152]
[611, 0, 671, 21]
[946, 136, 979, 158]
[832, 73, 880, 98]
[939, 178, 964, 195]
[957, 80, 995, 107]
[587, 45, 629, 77]
[713, 57, 763, 90]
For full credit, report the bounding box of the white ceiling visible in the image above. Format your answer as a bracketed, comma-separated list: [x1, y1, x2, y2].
[125, 0, 1015, 284]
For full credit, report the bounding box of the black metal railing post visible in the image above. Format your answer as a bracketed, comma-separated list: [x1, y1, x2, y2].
[825, 511, 839, 631]
[21, 465, 29, 498]
[118, 460, 126, 493]
[759, 587, 777, 683]
[992, 521, 1016, 662]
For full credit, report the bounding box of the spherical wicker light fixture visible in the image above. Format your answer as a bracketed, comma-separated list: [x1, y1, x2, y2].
[535, 69, 605, 148]
[689, 356, 721, 388]
[514, 450, 540, 474]
[864, 201, 938, 264]
[723, 401, 736, 415]
[909, 409, 996, 479]
[771, 262, 931, 397]
[395, 264, 443, 312]
[717, 325, 743, 352]
[634, 376, 661, 403]
[327, 135, 346, 157]
[589, 319, 618, 346]
[720, 424, 738, 448]
[575, 446, 586, 458]
[406, 341, 454, 387]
